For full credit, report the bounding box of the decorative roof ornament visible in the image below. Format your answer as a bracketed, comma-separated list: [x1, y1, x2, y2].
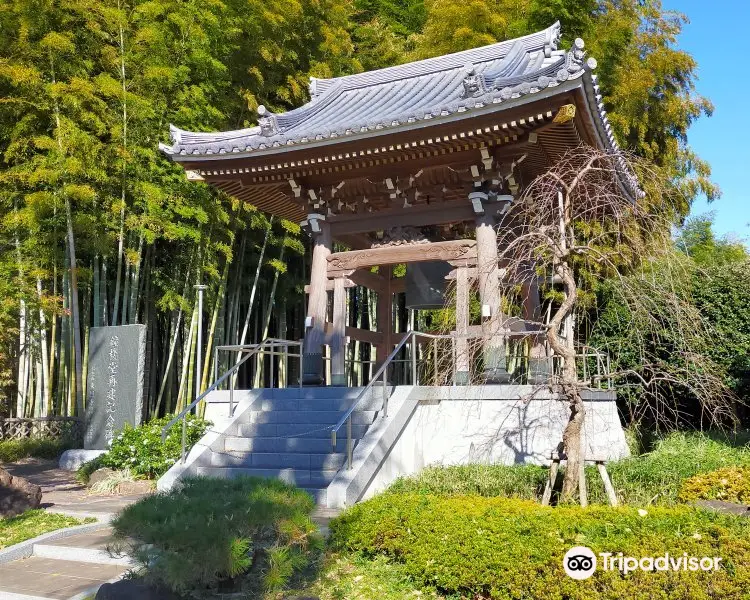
[544, 21, 562, 58]
[257, 105, 279, 137]
[309, 77, 319, 99]
[461, 63, 484, 99]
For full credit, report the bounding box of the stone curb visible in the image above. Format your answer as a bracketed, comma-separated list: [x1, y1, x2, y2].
[0, 522, 108, 566]
[67, 574, 125, 600]
[0, 591, 54, 599]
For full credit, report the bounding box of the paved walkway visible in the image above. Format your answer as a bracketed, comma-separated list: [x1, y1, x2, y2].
[3, 459, 146, 520]
[0, 459, 148, 600]
[0, 460, 339, 599]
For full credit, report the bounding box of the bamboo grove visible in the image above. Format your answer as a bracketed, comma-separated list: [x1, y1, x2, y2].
[0, 0, 721, 420]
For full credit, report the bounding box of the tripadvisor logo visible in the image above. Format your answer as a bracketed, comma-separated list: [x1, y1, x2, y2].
[564, 546, 597, 580]
[563, 546, 723, 580]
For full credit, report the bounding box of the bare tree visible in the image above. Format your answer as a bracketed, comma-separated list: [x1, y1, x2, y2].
[487, 146, 739, 503]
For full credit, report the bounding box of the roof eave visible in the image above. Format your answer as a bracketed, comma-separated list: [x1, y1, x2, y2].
[163, 77, 590, 165]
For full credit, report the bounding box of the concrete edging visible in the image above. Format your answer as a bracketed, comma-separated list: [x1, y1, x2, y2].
[326, 386, 418, 508]
[0, 521, 109, 566]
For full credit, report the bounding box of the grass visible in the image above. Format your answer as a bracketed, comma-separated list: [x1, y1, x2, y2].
[388, 463, 547, 500]
[0, 438, 77, 463]
[388, 431, 750, 506]
[277, 553, 449, 600]
[0, 510, 89, 549]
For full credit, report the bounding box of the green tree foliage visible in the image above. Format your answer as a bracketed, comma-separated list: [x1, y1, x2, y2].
[590, 215, 749, 426]
[0, 0, 353, 417]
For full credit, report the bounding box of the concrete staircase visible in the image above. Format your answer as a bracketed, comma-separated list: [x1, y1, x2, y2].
[179, 387, 384, 505]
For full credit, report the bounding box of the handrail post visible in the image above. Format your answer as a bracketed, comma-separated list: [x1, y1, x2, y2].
[229, 368, 235, 417]
[433, 337, 438, 386]
[382, 368, 388, 417]
[270, 350, 275, 389]
[181, 416, 187, 464]
[346, 416, 352, 470]
[411, 333, 417, 385]
[299, 339, 304, 389]
[214, 347, 219, 389]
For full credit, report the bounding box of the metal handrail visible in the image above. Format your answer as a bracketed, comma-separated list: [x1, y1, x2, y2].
[330, 330, 419, 469]
[161, 337, 289, 463]
[329, 329, 608, 469]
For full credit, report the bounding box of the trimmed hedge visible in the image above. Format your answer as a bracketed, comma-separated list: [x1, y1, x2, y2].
[680, 467, 750, 504]
[330, 493, 750, 599]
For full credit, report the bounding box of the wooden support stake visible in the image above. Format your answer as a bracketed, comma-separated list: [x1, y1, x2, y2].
[542, 457, 559, 506]
[579, 458, 588, 508]
[597, 461, 618, 506]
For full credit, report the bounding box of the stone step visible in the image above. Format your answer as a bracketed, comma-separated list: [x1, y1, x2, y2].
[238, 422, 368, 438]
[195, 466, 339, 487]
[247, 409, 376, 425]
[224, 435, 353, 454]
[210, 451, 346, 470]
[258, 394, 383, 412]
[266, 387, 368, 399]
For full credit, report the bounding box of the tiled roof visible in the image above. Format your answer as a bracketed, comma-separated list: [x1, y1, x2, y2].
[161, 22, 609, 159]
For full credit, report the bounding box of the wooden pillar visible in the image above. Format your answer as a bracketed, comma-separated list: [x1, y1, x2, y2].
[455, 264, 470, 385]
[375, 266, 393, 368]
[521, 262, 551, 384]
[474, 195, 509, 382]
[331, 276, 347, 386]
[302, 217, 331, 385]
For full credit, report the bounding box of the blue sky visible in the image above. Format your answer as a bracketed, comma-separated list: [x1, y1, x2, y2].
[663, 0, 750, 241]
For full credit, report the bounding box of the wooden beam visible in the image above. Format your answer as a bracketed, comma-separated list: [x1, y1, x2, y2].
[324, 324, 384, 346]
[304, 278, 355, 293]
[328, 240, 477, 273]
[328, 201, 477, 236]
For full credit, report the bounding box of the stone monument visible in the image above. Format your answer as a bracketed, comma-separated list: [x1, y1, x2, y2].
[84, 324, 147, 450]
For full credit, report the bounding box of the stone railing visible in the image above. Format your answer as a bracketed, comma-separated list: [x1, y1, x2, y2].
[0, 417, 83, 441]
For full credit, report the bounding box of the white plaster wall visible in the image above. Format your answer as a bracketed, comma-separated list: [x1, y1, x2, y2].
[362, 387, 628, 500]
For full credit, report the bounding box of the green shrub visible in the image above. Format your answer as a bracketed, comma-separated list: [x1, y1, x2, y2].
[330, 493, 750, 599]
[75, 454, 106, 484]
[679, 467, 750, 504]
[0, 437, 76, 463]
[112, 476, 322, 597]
[100, 414, 210, 479]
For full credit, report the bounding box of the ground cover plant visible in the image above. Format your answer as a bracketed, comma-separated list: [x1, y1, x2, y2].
[112, 476, 322, 598]
[679, 467, 750, 504]
[0, 438, 77, 463]
[330, 493, 750, 600]
[390, 431, 750, 506]
[0, 510, 87, 549]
